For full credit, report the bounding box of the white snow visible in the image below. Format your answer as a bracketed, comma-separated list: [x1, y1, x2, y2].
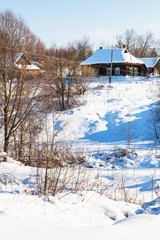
[15, 63, 40, 70]
[55, 76, 159, 155]
[1, 76, 160, 239]
[80, 48, 144, 65]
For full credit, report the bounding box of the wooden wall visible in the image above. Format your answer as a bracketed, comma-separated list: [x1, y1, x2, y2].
[81, 63, 147, 77]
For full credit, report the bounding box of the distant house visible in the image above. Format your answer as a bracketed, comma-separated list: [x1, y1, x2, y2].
[140, 57, 160, 76]
[14, 53, 40, 75]
[80, 46, 147, 77]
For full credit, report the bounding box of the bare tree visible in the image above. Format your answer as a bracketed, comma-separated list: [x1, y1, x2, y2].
[74, 36, 93, 61]
[45, 44, 82, 111]
[155, 39, 160, 56]
[115, 29, 156, 57]
[115, 29, 137, 51]
[0, 10, 42, 156]
[133, 32, 155, 57]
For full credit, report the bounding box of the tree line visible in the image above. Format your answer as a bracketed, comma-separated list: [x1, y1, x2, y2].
[115, 29, 158, 58]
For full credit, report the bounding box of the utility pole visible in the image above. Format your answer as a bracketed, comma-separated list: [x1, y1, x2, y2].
[109, 49, 113, 83]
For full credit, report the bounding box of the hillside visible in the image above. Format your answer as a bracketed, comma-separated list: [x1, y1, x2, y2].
[56, 76, 159, 154]
[1, 76, 160, 240]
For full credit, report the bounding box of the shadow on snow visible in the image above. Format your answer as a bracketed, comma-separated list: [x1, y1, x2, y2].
[80, 101, 160, 150]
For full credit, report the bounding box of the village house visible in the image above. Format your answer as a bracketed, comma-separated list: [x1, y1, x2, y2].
[80, 46, 147, 77]
[140, 57, 160, 76]
[14, 52, 40, 75]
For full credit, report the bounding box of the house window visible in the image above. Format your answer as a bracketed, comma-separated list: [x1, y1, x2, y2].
[94, 68, 97, 76]
[106, 68, 111, 76]
[115, 67, 120, 76]
[129, 68, 133, 76]
[134, 68, 138, 76]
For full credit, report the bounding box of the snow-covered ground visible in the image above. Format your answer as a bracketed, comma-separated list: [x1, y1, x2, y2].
[1, 76, 160, 239]
[54, 76, 159, 153]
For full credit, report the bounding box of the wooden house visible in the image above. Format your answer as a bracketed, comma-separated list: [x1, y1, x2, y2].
[80, 46, 147, 77]
[140, 57, 160, 76]
[14, 53, 40, 75]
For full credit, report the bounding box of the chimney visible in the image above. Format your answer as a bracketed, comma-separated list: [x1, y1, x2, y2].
[123, 44, 126, 49]
[100, 47, 103, 49]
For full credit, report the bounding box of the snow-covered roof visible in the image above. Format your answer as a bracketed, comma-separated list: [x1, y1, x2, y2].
[80, 48, 144, 65]
[14, 63, 40, 70]
[140, 57, 160, 68]
[14, 52, 25, 64]
[14, 52, 40, 71]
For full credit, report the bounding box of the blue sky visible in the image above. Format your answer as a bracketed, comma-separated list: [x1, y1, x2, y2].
[1, 0, 160, 49]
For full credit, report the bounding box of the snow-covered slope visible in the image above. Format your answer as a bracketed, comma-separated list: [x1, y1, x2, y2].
[56, 76, 159, 154]
[1, 76, 160, 240]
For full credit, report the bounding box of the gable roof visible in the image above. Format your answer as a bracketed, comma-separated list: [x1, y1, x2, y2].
[80, 48, 144, 65]
[14, 52, 40, 71]
[139, 57, 160, 68]
[14, 52, 28, 64]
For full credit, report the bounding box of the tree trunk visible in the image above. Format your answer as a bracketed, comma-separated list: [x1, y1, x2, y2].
[4, 105, 9, 155]
[3, 137, 9, 161]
